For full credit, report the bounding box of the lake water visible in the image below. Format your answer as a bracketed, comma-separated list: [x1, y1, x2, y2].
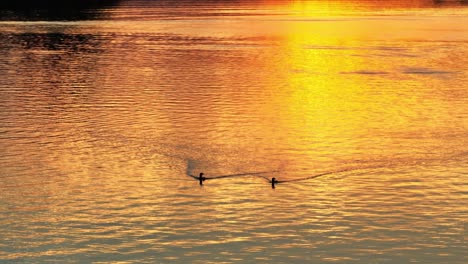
[0, 0, 467, 263]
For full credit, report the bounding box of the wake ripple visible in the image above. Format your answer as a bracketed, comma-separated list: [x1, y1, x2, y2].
[186, 161, 384, 185]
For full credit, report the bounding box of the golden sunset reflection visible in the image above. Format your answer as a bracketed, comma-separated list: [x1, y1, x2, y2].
[0, 0, 466, 263]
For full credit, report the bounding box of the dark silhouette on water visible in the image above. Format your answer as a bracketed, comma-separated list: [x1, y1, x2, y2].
[185, 161, 382, 188]
[186, 168, 277, 185]
[187, 172, 207, 185]
[0, 0, 121, 21]
[198, 172, 206, 186]
[271, 177, 279, 189]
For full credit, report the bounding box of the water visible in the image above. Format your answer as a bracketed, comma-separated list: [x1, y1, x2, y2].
[0, 0, 467, 263]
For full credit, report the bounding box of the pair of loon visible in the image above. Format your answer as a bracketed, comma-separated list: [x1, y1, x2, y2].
[197, 172, 279, 188]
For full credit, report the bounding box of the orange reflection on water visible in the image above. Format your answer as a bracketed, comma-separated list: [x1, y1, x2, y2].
[1, 1, 467, 262]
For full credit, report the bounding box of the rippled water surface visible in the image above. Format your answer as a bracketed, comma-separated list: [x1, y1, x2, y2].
[0, 0, 467, 263]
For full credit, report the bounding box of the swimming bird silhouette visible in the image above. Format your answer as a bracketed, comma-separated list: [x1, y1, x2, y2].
[187, 172, 206, 185]
[271, 177, 279, 189]
[198, 172, 206, 186]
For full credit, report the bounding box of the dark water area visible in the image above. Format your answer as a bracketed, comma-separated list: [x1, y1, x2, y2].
[0, 0, 121, 21]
